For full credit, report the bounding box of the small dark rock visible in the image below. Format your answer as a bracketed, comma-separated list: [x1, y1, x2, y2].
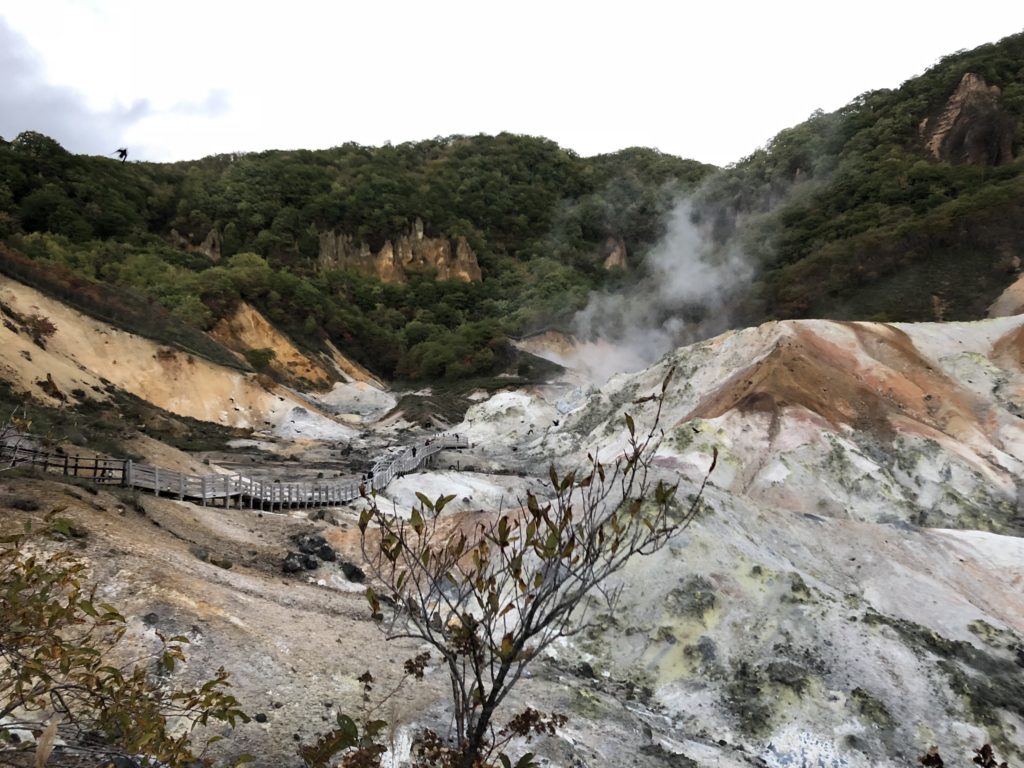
[282, 553, 305, 574]
[273, 701, 283, 709]
[9, 496, 41, 511]
[254, 713, 268, 723]
[303, 554, 319, 570]
[209, 556, 233, 570]
[639, 743, 698, 768]
[189, 545, 210, 562]
[696, 636, 718, 663]
[142, 612, 160, 627]
[339, 560, 365, 582]
[575, 661, 595, 678]
[293, 533, 328, 555]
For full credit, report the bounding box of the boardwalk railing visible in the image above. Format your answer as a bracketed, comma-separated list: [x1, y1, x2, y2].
[1, 433, 469, 511]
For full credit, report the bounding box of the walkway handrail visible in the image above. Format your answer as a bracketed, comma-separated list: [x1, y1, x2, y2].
[0, 433, 470, 511]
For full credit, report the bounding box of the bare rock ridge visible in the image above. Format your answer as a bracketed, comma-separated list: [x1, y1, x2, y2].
[318, 218, 482, 283]
[919, 72, 1016, 165]
[170, 227, 222, 261]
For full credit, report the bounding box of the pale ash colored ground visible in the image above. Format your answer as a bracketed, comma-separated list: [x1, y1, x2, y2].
[465, 315, 1024, 766]
[4, 287, 1024, 765]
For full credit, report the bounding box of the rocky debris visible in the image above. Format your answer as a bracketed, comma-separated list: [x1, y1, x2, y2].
[283, 534, 343, 574]
[291, 533, 337, 562]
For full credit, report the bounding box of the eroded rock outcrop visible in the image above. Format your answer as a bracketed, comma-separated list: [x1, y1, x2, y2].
[601, 235, 628, 271]
[318, 219, 481, 283]
[210, 302, 335, 388]
[988, 267, 1024, 317]
[170, 227, 222, 261]
[918, 72, 1015, 165]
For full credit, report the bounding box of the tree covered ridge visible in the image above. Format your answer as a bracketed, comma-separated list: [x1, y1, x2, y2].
[0, 132, 712, 381]
[696, 30, 1024, 323]
[1, 31, 1024, 381]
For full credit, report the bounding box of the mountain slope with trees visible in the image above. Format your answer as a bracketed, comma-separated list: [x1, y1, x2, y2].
[698, 31, 1024, 324]
[0, 133, 711, 381]
[1, 30, 1023, 382]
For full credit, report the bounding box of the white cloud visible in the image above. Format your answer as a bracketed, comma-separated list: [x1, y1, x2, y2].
[1, 1, 1022, 162]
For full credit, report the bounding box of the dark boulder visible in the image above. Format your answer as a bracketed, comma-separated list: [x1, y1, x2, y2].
[339, 560, 365, 582]
[292, 533, 328, 555]
[282, 552, 305, 573]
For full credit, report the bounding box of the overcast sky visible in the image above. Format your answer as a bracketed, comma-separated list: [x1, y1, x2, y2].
[2, 1, 1022, 166]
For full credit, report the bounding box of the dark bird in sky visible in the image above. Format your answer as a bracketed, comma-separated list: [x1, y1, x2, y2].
[113, 148, 128, 162]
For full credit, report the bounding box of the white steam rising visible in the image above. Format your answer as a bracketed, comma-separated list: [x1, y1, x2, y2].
[569, 200, 752, 383]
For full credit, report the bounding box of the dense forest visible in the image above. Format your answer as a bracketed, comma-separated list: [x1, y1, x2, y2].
[696, 32, 1024, 323]
[1, 30, 1023, 382]
[0, 133, 711, 381]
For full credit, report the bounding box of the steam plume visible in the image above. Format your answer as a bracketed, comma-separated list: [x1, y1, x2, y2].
[569, 200, 753, 383]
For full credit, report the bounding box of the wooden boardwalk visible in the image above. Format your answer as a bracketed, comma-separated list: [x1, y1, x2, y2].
[0, 434, 468, 511]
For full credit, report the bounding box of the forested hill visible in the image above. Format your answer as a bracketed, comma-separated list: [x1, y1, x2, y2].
[1, 30, 1023, 383]
[700, 30, 1024, 324]
[0, 134, 712, 381]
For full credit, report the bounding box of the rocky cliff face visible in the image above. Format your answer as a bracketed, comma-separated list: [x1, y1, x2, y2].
[601, 235, 628, 271]
[919, 72, 1016, 165]
[318, 219, 482, 283]
[170, 227, 222, 261]
[210, 302, 335, 389]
